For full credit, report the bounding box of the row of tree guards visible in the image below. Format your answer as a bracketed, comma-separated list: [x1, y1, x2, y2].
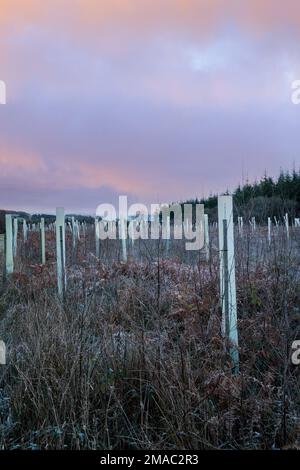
[3, 196, 299, 372]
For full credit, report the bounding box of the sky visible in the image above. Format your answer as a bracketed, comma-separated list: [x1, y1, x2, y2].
[0, 0, 300, 214]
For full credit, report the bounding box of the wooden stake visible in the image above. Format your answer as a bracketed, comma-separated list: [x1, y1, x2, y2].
[268, 217, 271, 245]
[204, 214, 210, 261]
[119, 217, 127, 262]
[13, 217, 18, 257]
[5, 215, 14, 275]
[23, 219, 28, 242]
[166, 215, 170, 253]
[285, 213, 289, 240]
[40, 217, 46, 265]
[0, 341, 5, 365]
[218, 195, 239, 373]
[56, 207, 66, 299]
[238, 216, 243, 236]
[95, 217, 100, 259]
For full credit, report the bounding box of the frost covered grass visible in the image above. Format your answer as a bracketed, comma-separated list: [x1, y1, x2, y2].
[0, 226, 300, 449]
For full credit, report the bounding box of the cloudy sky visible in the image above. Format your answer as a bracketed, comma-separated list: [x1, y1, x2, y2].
[0, 0, 300, 213]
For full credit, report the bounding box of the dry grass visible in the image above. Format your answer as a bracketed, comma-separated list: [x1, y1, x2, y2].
[0, 226, 300, 450]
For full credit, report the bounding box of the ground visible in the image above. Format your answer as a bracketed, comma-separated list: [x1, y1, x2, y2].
[0, 225, 300, 449]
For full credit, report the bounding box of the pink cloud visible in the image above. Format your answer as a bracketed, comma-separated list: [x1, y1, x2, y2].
[1, 1, 300, 212]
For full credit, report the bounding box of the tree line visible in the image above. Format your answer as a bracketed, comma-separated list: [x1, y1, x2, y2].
[185, 169, 300, 223]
